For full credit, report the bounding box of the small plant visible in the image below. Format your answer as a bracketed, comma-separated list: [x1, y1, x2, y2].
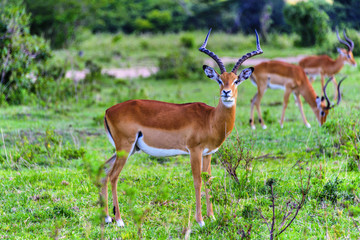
[180, 34, 195, 49]
[215, 133, 255, 184]
[155, 49, 202, 80]
[255, 167, 312, 240]
[318, 177, 341, 204]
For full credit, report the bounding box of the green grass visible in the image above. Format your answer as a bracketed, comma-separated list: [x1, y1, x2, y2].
[55, 31, 325, 69]
[1, 33, 360, 239]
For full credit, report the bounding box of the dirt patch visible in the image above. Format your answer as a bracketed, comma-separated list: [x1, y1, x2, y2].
[205, 55, 308, 67]
[65, 55, 308, 81]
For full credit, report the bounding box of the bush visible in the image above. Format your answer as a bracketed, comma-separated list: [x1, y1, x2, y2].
[147, 10, 172, 32]
[0, 2, 52, 105]
[180, 34, 195, 49]
[155, 49, 202, 80]
[284, 1, 330, 47]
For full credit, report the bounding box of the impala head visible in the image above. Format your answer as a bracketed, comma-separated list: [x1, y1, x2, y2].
[199, 29, 263, 108]
[316, 76, 346, 126]
[336, 29, 357, 67]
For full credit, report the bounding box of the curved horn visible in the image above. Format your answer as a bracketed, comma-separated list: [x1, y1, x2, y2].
[343, 30, 354, 51]
[336, 29, 351, 51]
[199, 28, 226, 74]
[232, 30, 263, 74]
[323, 77, 332, 109]
[336, 76, 346, 106]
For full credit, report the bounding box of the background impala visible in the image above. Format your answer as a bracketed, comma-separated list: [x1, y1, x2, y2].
[101, 29, 263, 227]
[249, 60, 345, 130]
[299, 30, 356, 100]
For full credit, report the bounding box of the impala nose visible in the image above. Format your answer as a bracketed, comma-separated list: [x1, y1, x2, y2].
[223, 90, 231, 97]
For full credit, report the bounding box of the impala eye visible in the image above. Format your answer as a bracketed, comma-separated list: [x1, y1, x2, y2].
[320, 111, 325, 116]
[217, 80, 223, 85]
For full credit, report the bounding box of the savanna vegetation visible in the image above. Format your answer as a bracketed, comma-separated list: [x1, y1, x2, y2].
[1, 0, 360, 239]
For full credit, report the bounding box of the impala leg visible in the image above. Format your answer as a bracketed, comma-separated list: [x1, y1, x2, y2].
[190, 149, 204, 227]
[280, 88, 291, 128]
[109, 144, 132, 227]
[295, 93, 311, 128]
[202, 154, 214, 219]
[250, 93, 258, 129]
[254, 88, 266, 129]
[320, 74, 325, 97]
[331, 76, 338, 101]
[101, 153, 117, 223]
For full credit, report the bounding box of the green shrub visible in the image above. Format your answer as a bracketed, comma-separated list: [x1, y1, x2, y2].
[284, 1, 329, 47]
[147, 10, 172, 32]
[0, 2, 52, 105]
[155, 49, 202, 80]
[180, 34, 195, 49]
[61, 146, 86, 160]
[134, 18, 153, 32]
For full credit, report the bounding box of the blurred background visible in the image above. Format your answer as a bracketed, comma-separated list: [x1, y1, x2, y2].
[0, 0, 359, 106]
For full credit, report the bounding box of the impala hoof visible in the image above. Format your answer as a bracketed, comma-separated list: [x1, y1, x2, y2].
[262, 125, 267, 130]
[305, 123, 311, 128]
[116, 219, 125, 227]
[105, 216, 112, 223]
[251, 125, 256, 130]
[198, 221, 205, 227]
[210, 216, 216, 222]
[280, 124, 284, 129]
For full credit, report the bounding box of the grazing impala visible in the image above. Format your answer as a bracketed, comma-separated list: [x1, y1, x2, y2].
[299, 30, 356, 99]
[249, 60, 345, 130]
[102, 29, 263, 227]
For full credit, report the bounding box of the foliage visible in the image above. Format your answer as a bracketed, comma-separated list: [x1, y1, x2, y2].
[4, 129, 85, 169]
[284, 1, 330, 47]
[0, 1, 51, 105]
[24, 0, 93, 48]
[155, 49, 202, 80]
[180, 34, 195, 49]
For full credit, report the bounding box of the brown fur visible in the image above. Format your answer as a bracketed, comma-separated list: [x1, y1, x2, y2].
[102, 70, 247, 226]
[250, 60, 331, 129]
[299, 49, 356, 99]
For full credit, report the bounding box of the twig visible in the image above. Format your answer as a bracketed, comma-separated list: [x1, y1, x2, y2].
[270, 184, 275, 240]
[255, 207, 270, 232]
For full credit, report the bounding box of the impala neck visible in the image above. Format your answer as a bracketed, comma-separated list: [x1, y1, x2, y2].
[331, 55, 346, 74]
[212, 99, 237, 139]
[301, 82, 321, 122]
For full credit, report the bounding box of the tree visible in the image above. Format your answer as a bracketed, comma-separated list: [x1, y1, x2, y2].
[284, 1, 330, 46]
[0, 1, 51, 104]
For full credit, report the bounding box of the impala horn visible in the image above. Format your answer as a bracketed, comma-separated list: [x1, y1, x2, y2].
[199, 28, 226, 74]
[323, 76, 347, 109]
[343, 30, 354, 52]
[336, 29, 352, 52]
[232, 30, 263, 74]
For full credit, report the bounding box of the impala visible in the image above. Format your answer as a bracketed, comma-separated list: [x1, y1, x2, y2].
[101, 29, 263, 227]
[249, 60, 345, 130]
[299, 30, 355, 99]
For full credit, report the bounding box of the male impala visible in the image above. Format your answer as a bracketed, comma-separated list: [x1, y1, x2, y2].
[299, 30, 355, 99]
[102, 29, 263, 227]
[249, 60, 345, 130]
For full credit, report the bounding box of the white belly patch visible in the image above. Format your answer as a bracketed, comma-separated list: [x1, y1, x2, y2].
[136, 135, 189, 157]
[267, 82, 285, 90]
[203, 148, 219, 156]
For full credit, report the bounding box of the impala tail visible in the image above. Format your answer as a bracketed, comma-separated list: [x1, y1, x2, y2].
[104, 115, 115, 148]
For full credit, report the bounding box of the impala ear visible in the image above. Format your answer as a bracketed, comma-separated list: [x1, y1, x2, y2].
[316, 96, 322, 108]
[203, 65, 222, 84]
[235, 67, 254, 85]
[337, 48, 346, 57]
